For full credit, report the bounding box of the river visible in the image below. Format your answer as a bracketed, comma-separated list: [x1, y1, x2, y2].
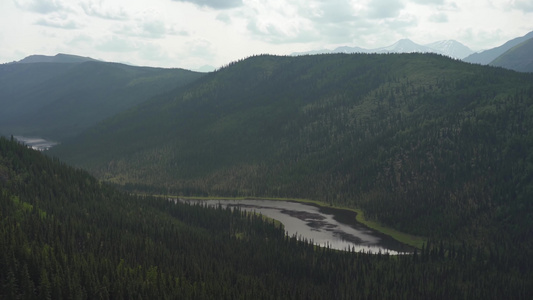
[13, 136, 58, 151]
[178, 199, 413, 254]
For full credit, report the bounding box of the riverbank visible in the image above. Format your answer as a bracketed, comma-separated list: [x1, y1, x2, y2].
[161, 195, 426, 249]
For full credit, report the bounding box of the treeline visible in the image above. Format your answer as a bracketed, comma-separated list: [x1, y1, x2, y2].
[0, 61, 204, 139]
[44, 52, 533, 292]
[50, 54, 533, 251]
[3, 136, 533, 298]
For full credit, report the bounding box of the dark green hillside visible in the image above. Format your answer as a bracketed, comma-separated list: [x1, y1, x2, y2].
[0, 60, 204, 139]
[2, 136, 532, 299]
[51, 53, 533, 249]
[490, 38, 533, 72]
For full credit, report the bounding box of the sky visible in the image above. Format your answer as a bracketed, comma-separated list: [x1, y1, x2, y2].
[0, 0, 532, 70]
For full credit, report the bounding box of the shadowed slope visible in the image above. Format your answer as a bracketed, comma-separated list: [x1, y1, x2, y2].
[0, 59, 204, 139]
[51, 53, 533, 248]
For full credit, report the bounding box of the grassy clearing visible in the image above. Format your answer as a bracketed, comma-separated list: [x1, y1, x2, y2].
[161, 195, 426, 249]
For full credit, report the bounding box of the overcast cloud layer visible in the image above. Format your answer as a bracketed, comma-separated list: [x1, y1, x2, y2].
[0, 0, 531, 70]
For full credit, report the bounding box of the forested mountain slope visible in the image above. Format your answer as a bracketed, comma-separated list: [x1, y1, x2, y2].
[489, 37, 533, 72]
[50, 53, 533, 249]
[0, 59, 204, 139]
[463, 30, 533, 65]
[2, 136, 532, 299]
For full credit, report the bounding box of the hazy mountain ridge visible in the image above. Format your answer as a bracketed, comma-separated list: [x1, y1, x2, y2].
[292, 38, 474, 59]
[293, 31, 533, 68]
[489, 37, 533, 72]
[463, 31, 533, 65]
[0, 57, 205, 139]
[16, 53, 99, 64]
[377, 39, 436, 53]
[424, 40, 474, 60]
[50, 53, 533, 249]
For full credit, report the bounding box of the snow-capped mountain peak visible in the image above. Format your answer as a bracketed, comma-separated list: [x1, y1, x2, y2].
[424, 40, 474, 59]
[291, 38, 473, 59]
[376, 39, 435, 54]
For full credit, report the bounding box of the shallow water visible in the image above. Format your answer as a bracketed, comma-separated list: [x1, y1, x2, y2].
[179, 199, 414, 254]
[14, 136, 58, 151]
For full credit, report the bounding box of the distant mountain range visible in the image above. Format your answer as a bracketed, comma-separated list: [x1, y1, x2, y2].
[292, 31, 533, 72]
[16, 53, 99, 64]
[291, 38, 475, 59]
[424, 40, 474, 60]
[489, 37, 533, 72]
[463, 31, 533, 65]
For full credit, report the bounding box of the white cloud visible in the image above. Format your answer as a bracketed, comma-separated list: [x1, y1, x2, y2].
[14, 0, 65, 14]
[1, 0, 532, 69]
[439, 1, 459, 11]
[410, 0, 444, 5]
[367, 0, 405, 19]
[68, 34, 94, 47]
[81, 0, 129, 20]
[384, 12, 417, 29]
[429, 12, 448, 23]
[172, 0, 243, 10]
[305, 0, 359, 24]
[139, 43, 173, 62]
[511, 0, 533, 13]
[186, 38, 216, 57]
[96, 35, 138, 52]
[35, 12, 81, 29]
[216, 12, 232, 24]
[141, 20, 174, 38]
[111, 11, 190, 40]
[240, 0, 316, 43]
[116, 21, 166, 39]
[239, 0, 375, 45]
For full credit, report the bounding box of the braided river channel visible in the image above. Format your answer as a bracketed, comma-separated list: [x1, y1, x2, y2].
[178, 199, 414, 254]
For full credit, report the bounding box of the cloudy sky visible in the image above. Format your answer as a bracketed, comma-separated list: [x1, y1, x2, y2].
[0, 0, 531, 70]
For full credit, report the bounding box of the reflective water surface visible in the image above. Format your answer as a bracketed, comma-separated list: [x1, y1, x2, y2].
[14, 136, 58, 151]
[179, 199, 414, 254]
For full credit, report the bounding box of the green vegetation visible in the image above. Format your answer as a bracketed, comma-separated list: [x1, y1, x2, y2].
[2, 136, 533, 299]
[176, 195, 425, 248]
[0, 52, 524, 297]
[349, 207, 425, 249]
[490, 37, 533, 72]
[0, 61, 204, 139]
[51, 53, 533, 255]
